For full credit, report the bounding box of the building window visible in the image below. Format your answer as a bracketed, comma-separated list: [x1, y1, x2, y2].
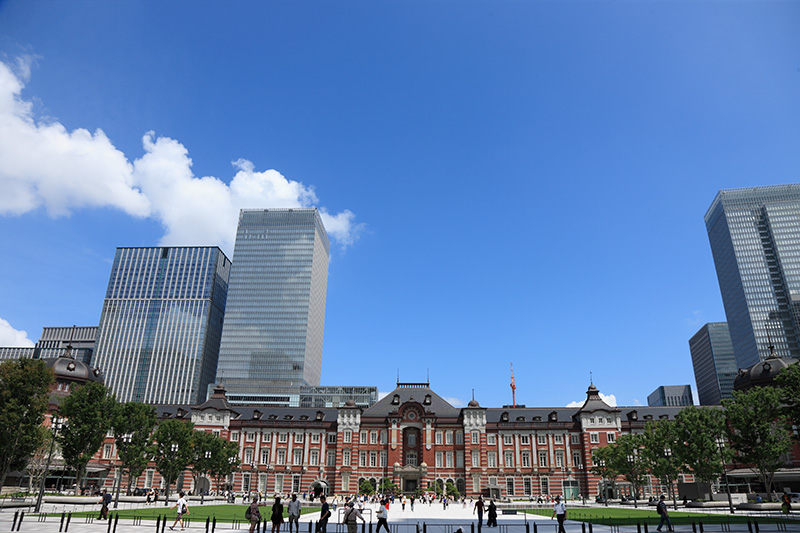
[294, 432, 304, 444]
[446, 452, 453, 468]
[523, 477, 532, 496]
[590, 433, 599, 444]
[456, 451, 464, 468]
[472, 451, 480, 467]
[343, 450, 351, 466]
[571, 434, 580, 445]
[275, 474, 284, 493]
[343, 431, 352, 443]
[538, 451, 548, 467]
[380, 452, 387, 467]
[487, 452, 497, 468]
[506, 477, 514, 495]
[541, 477, 549, 495]
[294, 449, 303, 465]
[246, 432, 255, 442]
[436, 452, 443, 468]
[328, 433, 336, 444]
[487, 434, 497, 445]
[555, 452, 564, 468]
[589, 417, 595, 424]
[446, 432, 453, 445]
[370, 451, 377, 467]
[360, 451, 367, 467]
[263, 432, 272, 442]
[244, 448, 253, 464]
[456, 431, 464, 445]
[380, 430, 387, 444]
[554, 434, 563, 444]
[310, 450, 319, 466]
[370, 431, 378, 444]
[278, 433, 288, 443]
[537, 434, 546, 445]
[520, 435, 530, 445]
[311, 433, 321, 444]
[146, 470, 154, 488]
[103, 444, 113, 459]
[521, 452, 531, 468]
[504, 451, 514, 468]
[360, 431, 367, 443]
[327, 450, 336, 466]
[471, 431, 480, 444]
[407, 452, 417, 466]
[277, 449, 286, 465]
[231, 431, 240, 442]
[243, 473, 251, 492]
[292, 475, 301, 493]
[572, 451, 581, 466]
[607, 432, 616, 443]
[473, 476, 481, 493]
[435, 432, 443, 445]
[503, 434, 513, 446]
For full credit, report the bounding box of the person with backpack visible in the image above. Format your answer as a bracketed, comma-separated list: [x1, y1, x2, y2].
[98, 489, 112, 520]
[246, 496, 267, 533]
[341, 501, 364, 533]
[169, 491, 189, 531]
[656, 495, 672, 532]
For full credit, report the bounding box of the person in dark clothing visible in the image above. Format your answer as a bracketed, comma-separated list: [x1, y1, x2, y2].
[316, 495, 331, 533]
[474, 497, 485, 525]
[271, 497, 285, 533]
[656, 495, 673, 532]
[487, 500, 498, 527]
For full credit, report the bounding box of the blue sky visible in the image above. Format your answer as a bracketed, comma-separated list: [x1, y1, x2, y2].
[0, 1, 798, 408]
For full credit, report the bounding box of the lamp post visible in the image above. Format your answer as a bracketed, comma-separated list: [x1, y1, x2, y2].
[165, 443, 179, 506]
[716, 437, 735, 514]
[35, 415, 64, 513]
[113, 434, 131, 509]
[664, 447, 677, 511]
[596, 459, 608, 506]
[627, 453, 638, 508]
[201, 451, 211, 504]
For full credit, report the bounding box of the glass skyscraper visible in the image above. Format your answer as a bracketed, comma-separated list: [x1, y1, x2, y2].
[689, 322, 737, 405]
[216, 208, 330, 403]
[705, 184, 800, 368]
[93, 247, 230, 405]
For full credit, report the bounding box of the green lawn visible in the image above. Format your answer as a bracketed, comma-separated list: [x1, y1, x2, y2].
[523, 507, 793, 525]
[50, 504, 317, 523]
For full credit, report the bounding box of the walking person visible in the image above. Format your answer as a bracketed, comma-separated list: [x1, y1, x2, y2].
[341, 501, 365, 533]
[98, 489, 111, 520]
[474, 496, 485, 526]
[169, 491, 189, 531]
[656, 495, 673, 531]
[376, 499, 390, 533]
[487, 500, 498, 527]
[288, 494, 302, 533]
[246, 496, 266, 533]
[271, 496, 285, 533]
[316, 495, 331, 533]
[551, 495, 566, 533]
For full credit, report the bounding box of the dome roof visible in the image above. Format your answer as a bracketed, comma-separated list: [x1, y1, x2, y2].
[467, 399, 480, 408]
[44, 356, 104, 384]
[734, 354, 797, 391]
[344, 399, 356, 407]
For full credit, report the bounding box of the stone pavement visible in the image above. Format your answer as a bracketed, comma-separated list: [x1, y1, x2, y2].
[2, 501, 799, 533]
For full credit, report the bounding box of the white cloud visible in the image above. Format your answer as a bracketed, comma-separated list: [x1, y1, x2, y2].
[0, 318, 35, 347]
[566, 392, 617, 408]
[0, 58, 361, 255]
[444, 397, 465, 408]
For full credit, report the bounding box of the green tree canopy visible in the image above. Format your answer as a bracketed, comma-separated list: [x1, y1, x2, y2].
[111, 401, 157, 495]
[724, 386, 793, 498]
[58, 381, 116, 490]
[775, 363, 800, 441]
[377, 477, 397, 494]
[0, 358, 53, 490]
[610, 433, 648, 507]
[672, 406, 730, 486]
[640, 420, 681, 508]
[359, 478, 375, 495]
[209, 439, 240, 493]
[445, 480, 460, 498]
[590, 444, 622, 500]
[153, 419, 194, 505]
[190, 429, 222, 494]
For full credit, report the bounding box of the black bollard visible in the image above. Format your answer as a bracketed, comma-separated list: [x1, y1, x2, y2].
[644, 523, 649, 533]
[113, 513, 119, 533]
[527, 523, 531, 533]
[310, 521, 314, 533]
[213, 515, 217, 533]
[637, 522, 642, 533]
[472, 523, 475, 533]
[107, 512, 113, 533]
[363, 521, 366, 533]
[582, 523, 586, 533]
[17, 511, 25, 531]
[692, 522, 697, 533]
[424, 522, 427, 533]
[747, 520, 753, 533]
[754, 521, 760, 533]
[65, 512, 72, 532]
[534, 522, 538, 533]
[700, 523, 704, 533]
[156, 515, 161, 532]
[589, 524, 593, 533]
[60, 511, 66, 532]
[12, 511, 18, 531]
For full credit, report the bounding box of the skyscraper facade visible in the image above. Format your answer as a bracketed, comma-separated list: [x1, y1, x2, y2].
[647, 385, 693, 407]
[689, 322, 738, 405]
[93, 247, 230, 405]
[705, 184, 800, 368]
[216, 208, 330, 403]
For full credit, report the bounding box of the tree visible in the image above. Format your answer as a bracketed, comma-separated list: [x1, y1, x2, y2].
[58, 381, 116, 491]
[111, 402, 157, 495]
[775, 363, 800, 441]
[153, 419, 194, 505]
[640, 420, 682, 509]
[377, 477, 397, 495]
[0, 358, 53, 491]
[445, 480, 460, 499]
[190, 430, 220, 495]
[609, 434, 648, 507]
[672, 406, 731, 489]
[590, 444, 621, 502]
[359, 478, 375, 495]
[209, 439, 240, 493]
[724, 386, 793, 498]
[26, 426, 54, 491]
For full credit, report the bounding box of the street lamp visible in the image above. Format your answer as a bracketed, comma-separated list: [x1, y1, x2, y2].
[35, 415, 64, 513]
[627, 453, 638, 508]
[716, 437, 735, 514]
[113, 434, 131, 509]
[664, 448, 677, 510]
[201, 451, 211, 505]
[165, 443, 179, 506]
[596, 459, 609, 506]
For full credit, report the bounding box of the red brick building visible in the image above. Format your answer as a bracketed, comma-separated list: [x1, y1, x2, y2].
[88, 381, 693, 499]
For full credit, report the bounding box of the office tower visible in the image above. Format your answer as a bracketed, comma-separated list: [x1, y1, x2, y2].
[689, 322, 738, 405]
[705, 184, 800, 368]
[647, 385, 693, 407]
[93, 247, 230, 405]
[216, 208, 330, 403]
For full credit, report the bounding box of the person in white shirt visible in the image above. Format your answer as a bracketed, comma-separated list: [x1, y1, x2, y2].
[287, 494, 302, 533]
[169, 491, 189, 531]
[551, 495, 566, 533]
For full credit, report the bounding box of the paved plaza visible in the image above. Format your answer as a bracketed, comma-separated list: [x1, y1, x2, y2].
[2, 500, 800, 533]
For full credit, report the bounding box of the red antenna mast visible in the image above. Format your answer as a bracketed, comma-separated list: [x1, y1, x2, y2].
[510, 362, 516, 407]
